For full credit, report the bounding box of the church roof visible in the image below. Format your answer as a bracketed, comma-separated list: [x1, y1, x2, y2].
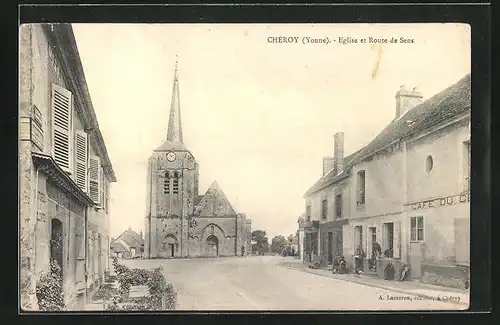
[155, 58, 185, 152]
[155, 140, 187, 152]
[197, 181, 238, 217]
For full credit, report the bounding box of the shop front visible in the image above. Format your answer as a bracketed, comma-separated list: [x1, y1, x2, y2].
[302, 221, 319, 264]
[319, 219, 349, 265]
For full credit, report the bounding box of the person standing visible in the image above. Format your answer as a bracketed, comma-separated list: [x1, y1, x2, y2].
[354, 246, 365, 274]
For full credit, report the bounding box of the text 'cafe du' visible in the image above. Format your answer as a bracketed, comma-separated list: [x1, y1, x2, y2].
[407, 193, 470, 211]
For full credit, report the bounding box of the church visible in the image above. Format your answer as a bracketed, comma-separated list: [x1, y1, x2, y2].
[144, 63, 252, 258]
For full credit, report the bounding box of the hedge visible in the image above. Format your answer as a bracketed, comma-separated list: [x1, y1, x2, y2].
[106, 257, 177, 311]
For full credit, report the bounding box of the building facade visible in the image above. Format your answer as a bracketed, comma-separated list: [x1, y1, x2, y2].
[19, 23, 116, 310]
[144, 65, 252, 259]
[301, 75, 471, 288]
[302, 133, 361, 266]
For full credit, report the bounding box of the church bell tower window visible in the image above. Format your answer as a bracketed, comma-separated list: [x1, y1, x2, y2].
[164, 171, 170, 194]
[173, 171, 180, 194]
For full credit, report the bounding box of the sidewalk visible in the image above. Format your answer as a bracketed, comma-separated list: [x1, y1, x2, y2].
[83, 272, 119, 311]
[278, 260, 469, 307]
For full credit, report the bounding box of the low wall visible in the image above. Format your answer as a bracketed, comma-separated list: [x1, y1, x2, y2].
[421, 263, 469, 289]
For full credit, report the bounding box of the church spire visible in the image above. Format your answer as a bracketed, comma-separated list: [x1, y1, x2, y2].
[167, 55, 183, 143]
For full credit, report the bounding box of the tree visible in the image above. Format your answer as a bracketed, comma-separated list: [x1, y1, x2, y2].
[271, 235, 287, 254]
[251, 230, 269, 254]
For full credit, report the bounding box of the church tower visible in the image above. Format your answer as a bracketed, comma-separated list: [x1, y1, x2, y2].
[144, 60, 200, 258]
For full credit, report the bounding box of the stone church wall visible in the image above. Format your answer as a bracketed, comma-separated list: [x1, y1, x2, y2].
[149, 215, 251, 258]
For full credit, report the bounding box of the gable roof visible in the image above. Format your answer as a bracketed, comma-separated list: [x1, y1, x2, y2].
[115, 229, 144, 249]
[350, 74, 471, 165]
[110, 241, 128, 253]
[197, 181, 237, 217]
[304, 148, 363, 197]
[303, 73, 471, 198]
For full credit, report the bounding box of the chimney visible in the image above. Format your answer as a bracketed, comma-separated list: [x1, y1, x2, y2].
[395, 85, 423, 118]
[139, 230, 143, 239]
[334, 132, 345, 174]
[322, 157, 335, 176]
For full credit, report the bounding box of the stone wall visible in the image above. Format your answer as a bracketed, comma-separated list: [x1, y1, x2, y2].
[42, 179, 86, 309]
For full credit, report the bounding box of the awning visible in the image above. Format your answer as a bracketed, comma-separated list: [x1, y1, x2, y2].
[31, 152, 95, 206]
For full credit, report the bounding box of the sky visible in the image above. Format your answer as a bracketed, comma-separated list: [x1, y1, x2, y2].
[71, 23, 471, 240]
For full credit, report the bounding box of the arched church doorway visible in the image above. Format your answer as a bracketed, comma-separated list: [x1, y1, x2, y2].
[206, 235, 219, 257]
[161, 234, 178, 258]
[50, 218, 64, 276]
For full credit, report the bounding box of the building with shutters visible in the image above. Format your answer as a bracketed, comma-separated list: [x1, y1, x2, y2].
[19, 23, 116, 310]
[143, 62, 252, 259]
[301, 74, 470, 288]
[302, 133, 362, 266]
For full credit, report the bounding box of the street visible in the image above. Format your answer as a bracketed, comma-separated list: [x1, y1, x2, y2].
[121, 256, 465, 311]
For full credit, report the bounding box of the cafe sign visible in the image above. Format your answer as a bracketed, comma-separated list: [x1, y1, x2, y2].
[406, 193, 470, 211]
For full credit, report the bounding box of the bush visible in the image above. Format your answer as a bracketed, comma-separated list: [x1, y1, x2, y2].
[36, 260, 65, 311]
[106, 257, 177, 311]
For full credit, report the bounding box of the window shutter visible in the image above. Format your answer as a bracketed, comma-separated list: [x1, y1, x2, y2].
[382, 224, 388, 252]
[100, 169, 105, 207]
[367, 227, 373, 258]
[393, 221, 401, 258]
[51, 84, 73, 172]
[89, 156, 101, 204]
[353, 226, 358, 253]
[362, 225, 368, 257]
[75, 130, 88, 192]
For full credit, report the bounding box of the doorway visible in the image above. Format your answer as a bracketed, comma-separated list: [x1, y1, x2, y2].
[382, 222, 394, 257]
[327, 232, 333, 265]
[50, 218, 64, 275]
[206, 235, 219, 257]
[162, 234, 178, 258]
[167, 243, 175, 257]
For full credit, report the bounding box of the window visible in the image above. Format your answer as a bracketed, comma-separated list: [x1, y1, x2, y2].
[306, 205, 311, 222]
[335, 194, 343, 219]
[463, 141, 470, 192]
[163, 171, 170, 194]
[89, 156, 101, 204]
[410, 216, 424, 241]
[321, 199, 328, 220]
[356, 170, 366, 206]
[172, 171, 179, 194]
[426, 155, 434, 173]
[51, 84, 73, 173]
